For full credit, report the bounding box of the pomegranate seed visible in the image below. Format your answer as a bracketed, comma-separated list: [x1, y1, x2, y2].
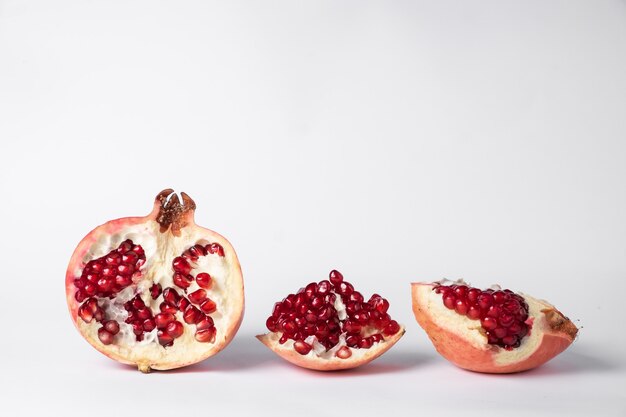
[163, 287, 181, 305]
[200, 299, 217, 314]
[98, 328, 114, 345]
[371, 333, 383, 343]
[132, 297, 144, 309]
[122, 252, 138, 264]
[335, 346, 351, 359]
[206, 242, 225, 257]
[311, 296, 324, 309]
[454, 285, 468, 298]
[188, 289, 207, 304]
[143, 318, 156, 332]
[337, 281, 354, 296]
[455, 299, 468, 315]
[467, 288, 480, 303]
[477, 293, 494, 309]
[115, 274, 132, 287]
[135, 308, 150, 320]
[383, 320, 401, 336]
[172, 257, 192, 275]
[117, 264, 134, 275]
[160, 302, 177, 314]
[443, 295, 456, 309]
[132, 322, 143, 335]
[173, 272, 191, 289]
[166, 321, 184, 338]
[481, 316, 498, 330]
[84, 283, 96, 296]
[293, 340, 312, 355]
[317, 280, 331, 294]
[196, 273, 212, 289]
[104, 320, 120, 335]
[155, 313, 175, 329]
[317, 306, 333, 321]
[304, 282, 317, 299]
[493, 327, 507, 338]
[493, 291, 507, 303]
[117, 240, 132, 252]
[370, 296, 389, 313]
[499, 314, 515, 327]
[195, 327, 216, 343]
[96, 278, 113, 292]
[329, 270, 343, 286]
[105, 253, 121, 266]
[102, 267, 115, 278]
[197, 316, 214, 330]
[467, 305, 481, 320]
[94, 308, 104, 322]
[78, 303, 93, 322]
[344, 320, 362, 333]
[75, 290, 86, 303]
[502, 335, 519, 347]
[178, 297, 190, 311]
[349, 292, 364, 303]
[150, 283, 162, 299]
[279, 333, 289, 344]
[359, 337, 373, 349]
[266, 317, 278, 332]
[157, 330, 174, 347]
[183, 305, 203, 324]
[353, 311, 369, 325]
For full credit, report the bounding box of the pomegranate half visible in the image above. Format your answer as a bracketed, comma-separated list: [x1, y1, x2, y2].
[257, 270, 405, 371]
[66, 189, 244, 372]
[412, 281, 578, 373]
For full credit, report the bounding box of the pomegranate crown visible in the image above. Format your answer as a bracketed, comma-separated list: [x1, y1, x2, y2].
[154, 189, 196, 235]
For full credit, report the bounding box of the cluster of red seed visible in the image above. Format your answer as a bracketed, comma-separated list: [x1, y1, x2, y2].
[434, 283, 530, 349]
[74, 239, 146, 302]
[266, 270, 401, 356]
[75, 240, 225, 347]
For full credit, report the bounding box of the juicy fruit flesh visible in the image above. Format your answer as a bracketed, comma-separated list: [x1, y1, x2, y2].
[74, 239, 224, 348]
[433, 283, 530, 349]
[265, 270, 401, 358]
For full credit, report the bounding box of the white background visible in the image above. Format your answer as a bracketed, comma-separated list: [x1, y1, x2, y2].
[1, 1, 625, 416]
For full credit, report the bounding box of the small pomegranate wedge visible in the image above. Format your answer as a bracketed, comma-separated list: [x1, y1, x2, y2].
[257, 270, 405, 371]
[412, 281, 578, 373]
[66, 189, 244, 372]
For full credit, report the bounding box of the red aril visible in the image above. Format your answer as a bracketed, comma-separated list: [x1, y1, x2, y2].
[257, 270, 404, 371]
[66, 189, 244, 372]
[411, 280, 578, 373]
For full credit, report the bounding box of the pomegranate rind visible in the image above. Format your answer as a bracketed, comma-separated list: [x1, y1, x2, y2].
[66, 191, 244, 372]
[256, 327, 405, 371]
[411, 282, 577, 374]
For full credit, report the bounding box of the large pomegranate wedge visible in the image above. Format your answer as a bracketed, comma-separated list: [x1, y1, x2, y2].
[257, 270, 405, 371]
[66, 189, 244, 372]
[412, 281, 578, 373]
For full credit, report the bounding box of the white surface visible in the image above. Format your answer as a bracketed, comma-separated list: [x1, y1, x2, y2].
[1, 1, 625, 415]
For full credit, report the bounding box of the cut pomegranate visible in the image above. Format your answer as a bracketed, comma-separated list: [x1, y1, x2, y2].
[411, 280, 578, 373]
[66, 189, 245, 372]
[257, 270, 404, 371]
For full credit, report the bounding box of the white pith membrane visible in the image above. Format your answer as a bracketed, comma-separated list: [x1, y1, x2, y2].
[259, 291, 405, 369]
[69, 220, 242, 369]
[416, 280, 558, 366]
